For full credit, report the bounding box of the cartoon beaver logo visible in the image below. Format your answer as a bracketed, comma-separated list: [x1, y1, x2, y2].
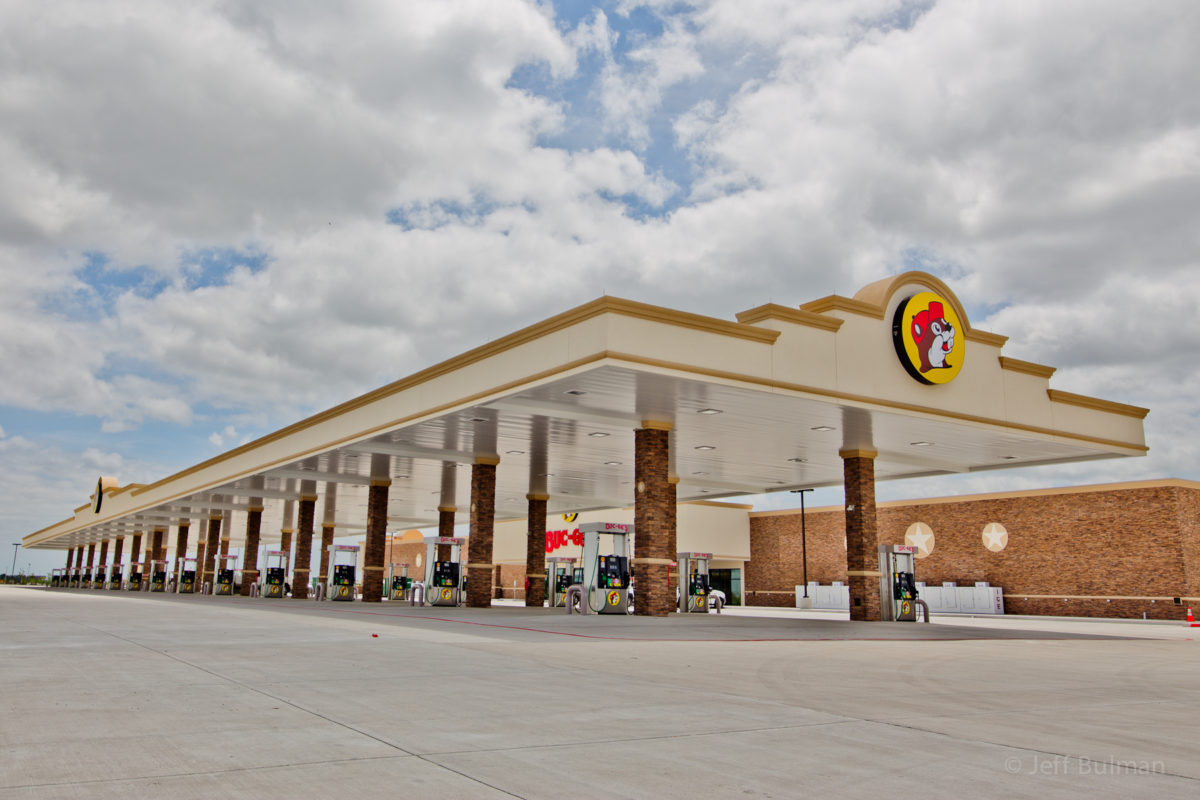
[892, 291, 964, 385]
[910, 300, 955, 373]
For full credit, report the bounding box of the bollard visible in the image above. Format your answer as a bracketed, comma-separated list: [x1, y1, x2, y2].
[565, 585, 583, 614]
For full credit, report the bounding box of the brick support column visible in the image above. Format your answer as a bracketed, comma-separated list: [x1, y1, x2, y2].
[633, 424, 675, 616]
[525, 494, 548, 607]
[293, 496, 315, 599]
[65, 549, 73, 570]
[202, 516, 221, 589]
[279, 529, 293, 578]
[85, 543, 96, 585]
[362, 480, 389, 602]
[465, 459, 498, 608]
[151, 527, 165, 566]
[241, 508, 262, 596]
[437, 507, 455, 559]
[130, 534, 142, 582]
[174, 524, 189, 576]
[141, 532, 153, 590]
[319, 525, 334, 585]
[842, 449, 882, 621]
[112, 537, 124, 577]
[219, 537, 229, 556]
[98, 539, 109, 585]
[195, 541, 206, 583]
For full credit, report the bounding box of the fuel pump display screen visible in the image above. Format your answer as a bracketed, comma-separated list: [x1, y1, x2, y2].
[265, 567, 285, 585]
[333, 565, 355, 586]
[216, 569, 233, 585]
[597, 555, 628, 589]
[689, 573, 709, 596]
[554, 572, 573, 592]
[433, 561, 459, 587]
[391, 576, 409, 590]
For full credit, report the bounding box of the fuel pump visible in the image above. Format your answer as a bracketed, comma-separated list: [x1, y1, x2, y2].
[108, 563, 123, 590]
[327, 545, 359, 601]
[177, 557, 197, 593]
[82, 567, 95, 589]
[150, 559, 168, 592]
[424, 536, 465, 607]
[677, 552, 712, 613]
[127, 564, 143, 591]
[262, 550, 289, 598]
[580, 522, 633, 615]
[387, 562, 410, 601]
[214, 554, 237, 595]
[878, 544, 920, 621]
[546, 556, 576, 608]
[49, 569, 60, 588]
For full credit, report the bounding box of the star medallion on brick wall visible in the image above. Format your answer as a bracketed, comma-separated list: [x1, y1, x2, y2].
[982, 522, 1009, 552]
[904, 522, 934, 558]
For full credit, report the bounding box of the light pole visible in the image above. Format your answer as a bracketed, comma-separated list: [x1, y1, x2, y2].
[10, 543, 18, 579]
[790, 489, 813, 599]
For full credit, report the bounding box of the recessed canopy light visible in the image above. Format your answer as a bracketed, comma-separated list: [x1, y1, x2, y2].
[699, 489, 710, 494]
[468, 417, 487, 424]
[564, 389, 587, 396]
[538, 473, 554, 477]
[694, 445, 715, 451]
[588, 432, 609, 438]
[1003, 455, 1017, 460]
[788, 457, 806, 463]
[910, 441, 934, 447]
[506, 450, 525, 455]
[692, 471, 708, 476]
[697, 408, 723, 415]
[605, 461, 622, 466]
[811, 425, 835, 432]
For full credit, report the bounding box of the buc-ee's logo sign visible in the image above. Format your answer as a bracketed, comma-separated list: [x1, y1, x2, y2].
[892, 291, 964, 385]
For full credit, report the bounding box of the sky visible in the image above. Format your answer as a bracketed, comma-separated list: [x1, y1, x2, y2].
[2, 0, 1198, 574]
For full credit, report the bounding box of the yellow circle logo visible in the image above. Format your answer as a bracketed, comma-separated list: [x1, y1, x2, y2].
[607, 590, 621, 606]
[562, 513, 578, 523]
[892, 291, 964, 385]
[441, 587, 452, 601]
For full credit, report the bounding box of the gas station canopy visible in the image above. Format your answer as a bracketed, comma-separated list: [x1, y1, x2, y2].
[24, 272, 1148, 551]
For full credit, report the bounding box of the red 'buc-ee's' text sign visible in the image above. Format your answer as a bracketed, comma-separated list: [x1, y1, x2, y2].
[545, 528, 583, 553]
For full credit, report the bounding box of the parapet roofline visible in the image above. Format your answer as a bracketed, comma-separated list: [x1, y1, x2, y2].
[748, 477, 1200, 517]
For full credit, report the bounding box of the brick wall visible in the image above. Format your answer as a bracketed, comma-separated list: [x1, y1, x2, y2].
[747, 483, 1200, 620]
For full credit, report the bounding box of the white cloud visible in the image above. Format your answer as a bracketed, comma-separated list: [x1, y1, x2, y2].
[1, 0, 1198, 543]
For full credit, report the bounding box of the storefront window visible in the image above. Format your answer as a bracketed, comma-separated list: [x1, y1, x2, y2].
[710, 568, 741, 605]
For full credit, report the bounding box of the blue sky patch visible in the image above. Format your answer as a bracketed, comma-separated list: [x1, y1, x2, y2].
[179, 247, 268, 290]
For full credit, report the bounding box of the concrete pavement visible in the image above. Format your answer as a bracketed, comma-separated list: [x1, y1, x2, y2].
[2, 586, 1197, 798]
